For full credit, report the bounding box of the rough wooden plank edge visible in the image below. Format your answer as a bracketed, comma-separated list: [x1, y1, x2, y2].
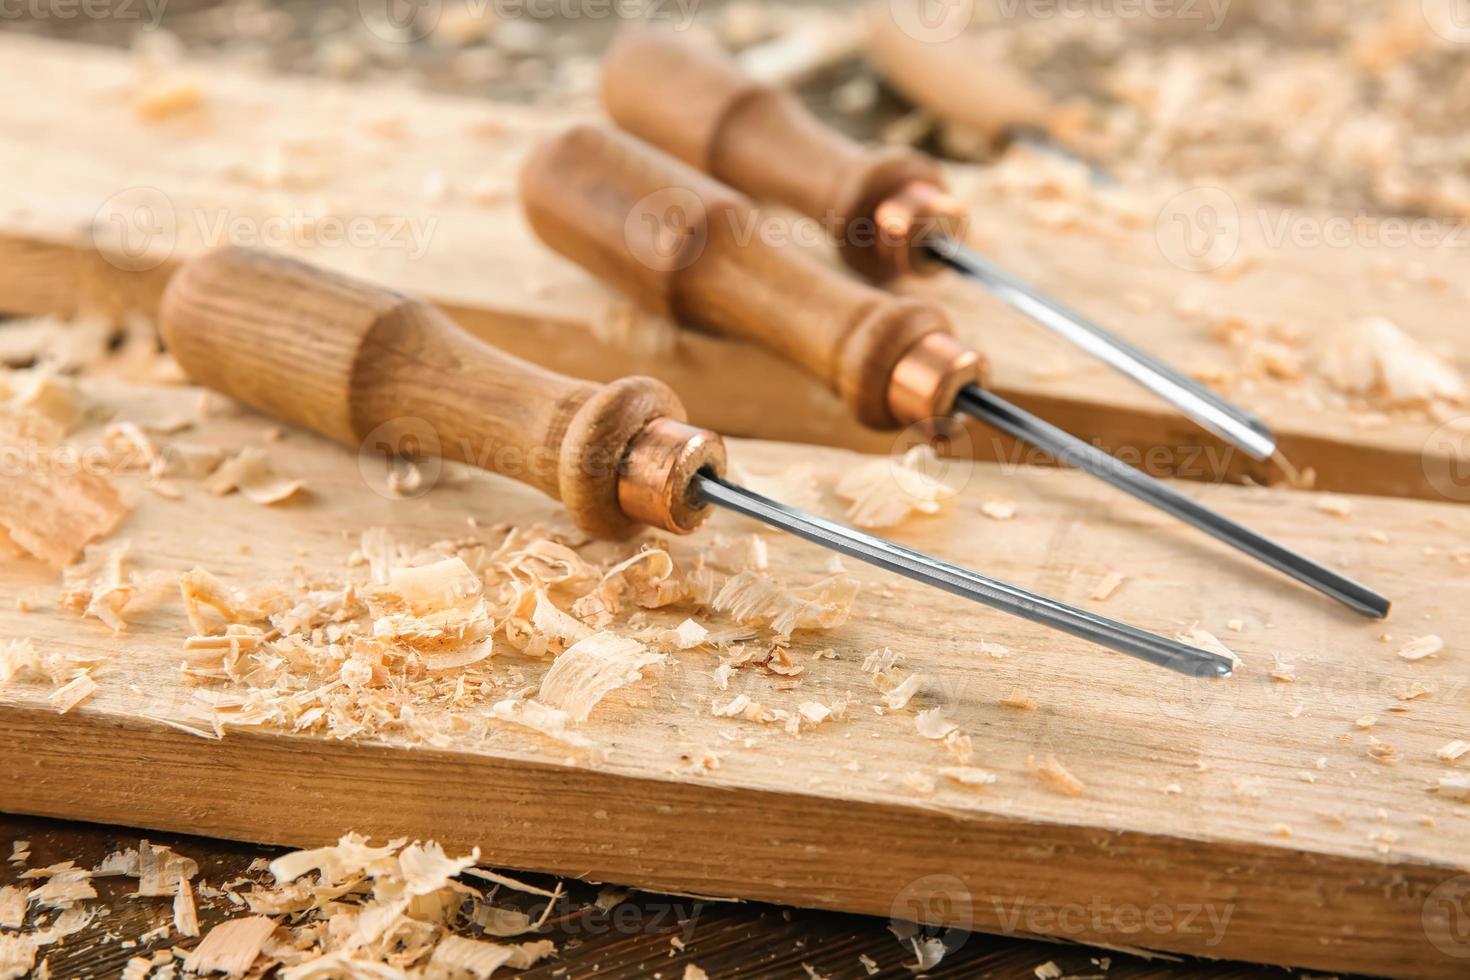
[0, 705, 1455, 978]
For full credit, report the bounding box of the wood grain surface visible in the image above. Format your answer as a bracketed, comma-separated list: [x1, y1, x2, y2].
[1, 381, 1466, 976]
[2, 34, 1468, 500]
[0, 813, 1315, 979]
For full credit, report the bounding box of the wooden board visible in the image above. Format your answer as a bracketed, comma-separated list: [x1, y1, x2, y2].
[1, 35, 1468, 501]
[1, 381, 1467, 977]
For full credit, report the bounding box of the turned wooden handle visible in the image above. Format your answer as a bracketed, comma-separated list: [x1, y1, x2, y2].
[159, 247, 724, 538]
[601, 30, 962, 281]
[521, 125, 982, 430]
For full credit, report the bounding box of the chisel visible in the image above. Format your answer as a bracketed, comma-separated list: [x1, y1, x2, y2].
[157, 246, 1232, 677]
[519, 125, 1389, 620]
[598, 31, 1277, 462]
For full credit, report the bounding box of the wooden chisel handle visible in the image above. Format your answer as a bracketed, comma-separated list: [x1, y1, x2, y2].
[601, 30, 966, 282]
[521, 124, 984, 430]
[159, 247, 725, 538]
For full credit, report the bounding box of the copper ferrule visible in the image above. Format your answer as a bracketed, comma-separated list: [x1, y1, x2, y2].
[617, 417, 727, 535]
[873, 181, 970, 279]
[887, 332, 988, 426]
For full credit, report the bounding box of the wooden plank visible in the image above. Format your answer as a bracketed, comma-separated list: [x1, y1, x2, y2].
[2, 813, 1306, 979]
[0, 35, 1466, 500]
[0, 380, 1466, 977]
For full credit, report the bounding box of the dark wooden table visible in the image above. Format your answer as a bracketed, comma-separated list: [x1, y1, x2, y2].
[3, 814, 1314, 979]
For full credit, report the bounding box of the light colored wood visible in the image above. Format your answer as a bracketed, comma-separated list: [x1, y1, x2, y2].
[602, 30, 943, 282]
[523, 125, 957, 429]
[160, 247, 689, 539]
[866, 0, 1057, 143]
[1, 34, 1468, 500]
[3, 380, 1469, 977]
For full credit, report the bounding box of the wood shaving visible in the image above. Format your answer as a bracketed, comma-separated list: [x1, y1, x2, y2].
[980, 497, 1017, 521]
[1030, 754, 1085, 797]
[1176, 626, 1243, 668]
[538, 632, 664, 722]
[684, 966, 711, 980]
[0, 409, 129, 569]
[0, 887, 23, 930]
[1439, 773, 1470, 800]
[1035, 963, 1063, 980]
[1318, 318, 1466, 409]
[489, 698, 596, 751]
[1398, 635, 1444, 661]
[424, 936, 555, 978]
[1090, 571, 1125, 602]
[0, 936, 36, 980]
[172, 877, 199, 938]
[1313, 495, 1354, 518]
[914, 708, 957, 740]
[834, 446, 951, 528]
[134, 78, 204, 121]
[47, 672, 97, 715]
[183, 916, 275, 975]
[1000, 688, 1038, 711]
[713, 572, 856, 635]
[1437, 740, 1468, 763]
[203, 447, 305, 504]
[939, 766, 997, 787]
[881, 672, 927, 711]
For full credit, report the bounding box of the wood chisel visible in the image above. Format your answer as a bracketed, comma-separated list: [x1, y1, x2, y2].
[598, 31, 1277, 462]
[519, 124, 1389, 620]
[156, 246, 1231, 677]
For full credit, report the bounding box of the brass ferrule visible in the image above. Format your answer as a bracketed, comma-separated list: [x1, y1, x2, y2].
[617, 417, 728, 534]
[873, 181, 969, 279]
[887, 332, 988, 426]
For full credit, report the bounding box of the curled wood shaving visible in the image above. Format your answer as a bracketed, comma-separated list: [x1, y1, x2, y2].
[424, 936, 556, 978]
[1398, 635, 1444, 661]
[834, 446, 950, 529]
[1176, 626, 1243, 668]
[488, 698, 595, 751]
[881, 672, 927, 711]
[1318, 317, 1466, 408]
[203, 447, 304, 504]
[713, 572, 856, 635]
[537, 633, 664, 723]
[914, 708, 957, 740]
[1030, 754, 1085, 797]
[183, 916, 275, 976]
